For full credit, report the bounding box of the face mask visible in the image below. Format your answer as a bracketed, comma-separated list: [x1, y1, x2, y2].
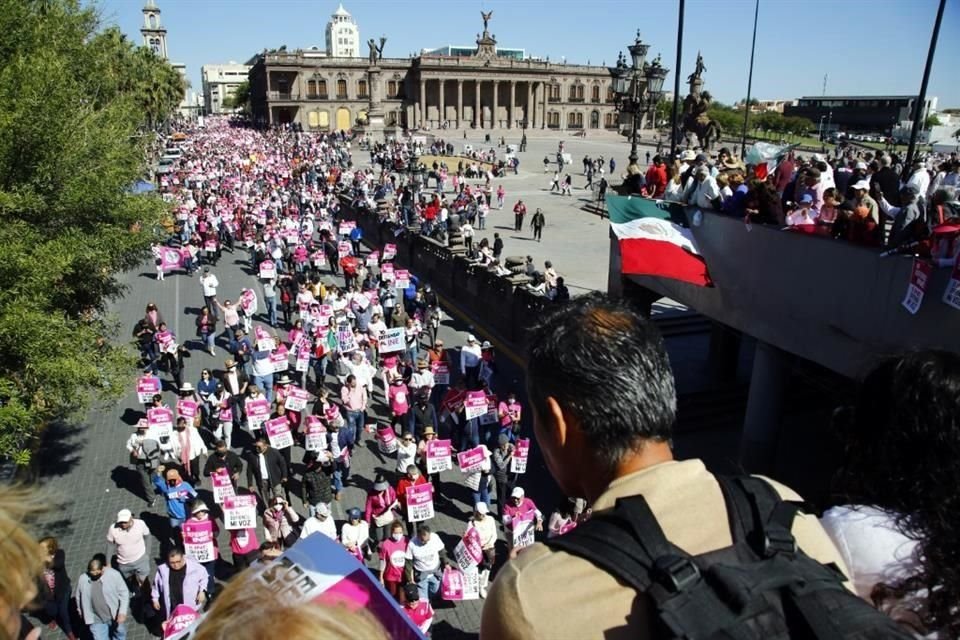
[274, 504, 283, 511]
[167, 480, 177, 487]
[391, 533, 403, 541]
[217, 450, 226, 457]
[89, 573, 101, 581]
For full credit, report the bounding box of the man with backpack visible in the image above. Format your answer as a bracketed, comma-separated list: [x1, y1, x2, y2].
[481, 292, 910, 640]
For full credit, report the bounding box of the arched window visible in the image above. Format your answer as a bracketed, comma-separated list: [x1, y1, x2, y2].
[567, 112, 583, 128]
[358, 80, 368, 98]
[307, 80, 318, 98]
[604, 112, 618, 128]
[590, 110, 600, 128]
[387, 81, 399, 98]
[547, 111, 560, 128]
[317, 80, 328, 98]
[336, 79, 347, 99]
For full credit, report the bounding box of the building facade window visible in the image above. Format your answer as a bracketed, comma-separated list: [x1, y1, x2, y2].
[590, 110, 600, 128]
[592, 85, 601, 103]
[337, 79, 347, 99]
[567, 112, 583, 128]
[547, 111, 560, 128]
[549, 84, 561, 102]
[604, 112, 618, 128]
[606, 86, 615, 102]
[358, 79, 368, 98]
[387, 81, 399, 98]
[568, 84, 584, 101]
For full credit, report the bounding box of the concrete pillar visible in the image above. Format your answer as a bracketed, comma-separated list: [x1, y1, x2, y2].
[474, 80, 481, 128]
[456, 80, 463, 128]
[420, 79, 426, 127]
[526, 81, 533, 128]
[739, 341, 788, 475]
[708, 322, 742, 381]
[509, 80, 516, 129]
[541, 82, 547, 129]
[439, 80, 445, 127]
[492, 81, 499, 129]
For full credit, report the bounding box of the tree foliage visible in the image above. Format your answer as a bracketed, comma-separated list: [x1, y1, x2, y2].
[224, 80, 251, 113]
[924, 114, 941, 130]
[0, 0, 180, 464]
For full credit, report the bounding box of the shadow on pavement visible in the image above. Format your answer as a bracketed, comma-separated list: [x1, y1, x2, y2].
[35, 421, 85, 478]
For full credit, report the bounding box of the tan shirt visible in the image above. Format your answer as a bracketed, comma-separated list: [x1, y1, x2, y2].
[480, 459, 850, 640]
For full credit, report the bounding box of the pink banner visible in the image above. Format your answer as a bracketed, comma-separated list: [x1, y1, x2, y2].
[245, 398, 270, 429]
[223, 495, 257, 530]
[136, 376, 161, 403]
[264, 417, 293, 449]
[902, 258, 933, 315]
[376, 426, 398, 454]
[284, 386, 310, 412]
[453, 526, 484, 570]
[162, 605, 200, 639]
[147, 406, 174, 436]
[511, 438, 530, 474]
[430, 362, 450, 385]
[258, 260, 276, 279]
[406, 482, 435, 522]
[211, 468, 235, 504]
[182, 519, 216, 563]
[463, 391, 488, 420]
[425, 439, 452, 474]
[176, 399, 198, 421]
[305, 416, 328, 452]
[383, 243, 397, 260]
[457, 446, 486, 474]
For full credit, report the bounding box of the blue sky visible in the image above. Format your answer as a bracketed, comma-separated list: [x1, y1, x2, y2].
[93, 0, 960, 108]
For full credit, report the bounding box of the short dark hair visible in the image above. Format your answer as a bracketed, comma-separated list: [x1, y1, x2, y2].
[167, 546, 185, 559]
[526, 292, 676, 470]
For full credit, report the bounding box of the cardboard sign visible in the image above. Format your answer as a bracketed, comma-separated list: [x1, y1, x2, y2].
[902, 258, 933, 315]
[223, 495, 257, 530]
[512, 511, 537, 549]
[211, 468, 235, 504]
[425, 439, 452, 474]
[270, 345, 289, 374]
[147, 406, 174, 438]
[338, 241, 352, 257]
[453, 526, 484, 571]
[264, 417, 294, 449]
[479, 394, 499, 426]
[379, 327, 405, 354]
[338, 220, 356, 235]
[383, 243, 397, 260]
[304, 416, 328, 452]
[218, 405, 233, 424]
[366, 251, 380, 267]
[295, 345, 311, 372]
[136, 376, 161, 403]
[430, 362, 450, 385]
[943, 257, 960, 311]
[376, 426, 398, 454]
[162, 605, 200, 639]
[239, 289, 258, 315]
[259, 260, 276, 280]
[255, 326, 276, 351]
[285, 386, 310, 412]
[182, 519, 216, 563]
[394, 269, 411, 290]
[337, 327, 357, 353]
[511, 438, 530, 474]
[457, 446, 486, 474]
[380, 262, 395, 282]
[441, 566, 480, 601]
[176, 399, 198, 421]
[463, 391, 489, 421]
[406, 482, 435, 522]
[245, 398, 270, 430]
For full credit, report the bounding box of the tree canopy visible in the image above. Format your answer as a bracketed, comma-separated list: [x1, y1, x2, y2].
[0, 0, 182, 464]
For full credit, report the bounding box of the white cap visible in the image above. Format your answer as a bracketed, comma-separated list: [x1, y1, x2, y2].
[116, 509, 133, 523]
[855, 161, 868, 170]
[511, 487, 525, 498]
[852, 179, 871, 191]
[466, 334, 477, 343]
[475, 502, 489, 514]
[316, 503, 330, 517]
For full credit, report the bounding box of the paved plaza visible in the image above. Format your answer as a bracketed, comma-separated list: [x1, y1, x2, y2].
[27, 129, 673, 640]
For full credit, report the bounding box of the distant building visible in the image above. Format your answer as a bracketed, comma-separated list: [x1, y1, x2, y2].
[139, 0, 196, 119]
[784, 95, 938, 134]
[422, 45, 525, 61]
[325, 3, 360, 58]
[202, 62, 252, 114]
[735, 99, 793, 113]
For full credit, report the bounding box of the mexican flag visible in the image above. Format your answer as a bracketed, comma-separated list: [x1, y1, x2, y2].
[608, 195, 712, 287]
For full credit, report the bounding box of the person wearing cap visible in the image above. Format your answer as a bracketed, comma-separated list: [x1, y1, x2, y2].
[229, 327, 253, 377]
[378, 521, 408, 602]
[161, 467, 197, 538]
[502, 486, 543, 555]
[460, 334, 482, 387]
[183, 500, 220, 592]
[411, 389, 439, 440]
[466, 502, 498, 598]
[404, 524, 450, 603]
[409, 357, 435, 400]
[874, 183, 924, 248]
[401, 581, 434, 634]
[299, 501, 336, 541]
[263, 495, 300, 549]
[151, 547, 208, 620]
[786, 193, 819, 228]
[106, 509, 152, 590]
[340, 508, 371, 562]
[851, 178, 880, 225]
[126, 422, 161, 505]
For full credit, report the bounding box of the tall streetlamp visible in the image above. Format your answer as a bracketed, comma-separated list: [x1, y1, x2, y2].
[818, 115, 826, 141]
[612, 31, 668, 166]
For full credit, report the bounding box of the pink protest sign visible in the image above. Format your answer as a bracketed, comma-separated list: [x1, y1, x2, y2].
[218, 405, 232, 424]
[512, 511, 537, 549]
[304, 416, 328, 452]
[425, 439, 452, 474]
[147, 407, 174, 437]
[258, 259, 276, 279]
[430, 362, 450, 385]
[943, 257, 960, 311]
[255, 325, 275, 351]
[245, 398, 270, 429]
[406, 482, 435, 522]
[338, 240, 352, 256]
[223, 495, 257, 530]
[457, 446, 486, 474]
[162, 605, 200, 639]
[136, 376, 161, 403]
[239, 289, 258, 315]
[156, 246, 184, 272]
[380, 262, 395, 281]
[264, 417, 293, 449]
[366, 251, 380, 267]
[511, 438, 530, 474]
[902, 258, 933, 315]
[338, 220, 356, 235]
[269, 345, 289, 373]
[454, 526, 485, 571]
[295, 344, 311, 372]
[383, 243, 397, 260]
[284, 386, 310, 412]
[463, 391, 489, 421]
[211, 468, 235, 504]
[176, 399, 198, 421]
[394, 269, 411, 289]
[376, 426, 398, 454]
[182, 518, 216, 563]
[441, 566, 479, 601]
[311, 250, 328, 266]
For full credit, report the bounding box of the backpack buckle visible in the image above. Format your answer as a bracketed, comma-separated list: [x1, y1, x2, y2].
[652, 554, 701, 592]
[763, 528, 797, 557]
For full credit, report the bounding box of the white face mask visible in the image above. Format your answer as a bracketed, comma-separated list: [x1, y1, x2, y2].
[391, 533, 403, 541]
[274, 504, 284, 511]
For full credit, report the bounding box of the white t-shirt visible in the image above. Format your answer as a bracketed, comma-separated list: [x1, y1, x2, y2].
[341, 521, 370, 549]
[467, 516, 498, 550]
[300, 515, 337, 540]
[820, 505, 919, 600]
[396, 441, 417, 473]
[405, 534, 445, 573]
[106, 520, 150, 564]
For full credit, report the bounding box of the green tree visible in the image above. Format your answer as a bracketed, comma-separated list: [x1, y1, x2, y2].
[226, 79, 251, 113]
[0, 0, 179, 464]
[924, 114, 941, 129]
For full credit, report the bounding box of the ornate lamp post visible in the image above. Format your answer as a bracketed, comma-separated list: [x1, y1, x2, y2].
[612, 32, 667, 166]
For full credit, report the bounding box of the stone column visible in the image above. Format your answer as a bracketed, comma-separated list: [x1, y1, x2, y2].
[439, 80, 445, 128]
[509, 80, 516, 129]
[419, 78, 426, 127]
[457, 80, 463, 128]
[542, 82, 548, 129]
[492, 80, 499, 129]
[526, 81, 533, 128]
[474, 80, 481, 128]
[740, 342, 788, 475]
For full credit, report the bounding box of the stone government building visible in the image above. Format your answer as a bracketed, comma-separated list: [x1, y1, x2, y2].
[248, 6, 624, 133]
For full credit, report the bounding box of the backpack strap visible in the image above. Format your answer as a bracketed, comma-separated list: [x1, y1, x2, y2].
[716, 476, 802, 557]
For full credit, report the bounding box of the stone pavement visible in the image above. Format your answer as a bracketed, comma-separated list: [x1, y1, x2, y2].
[27, 129, 677, 639]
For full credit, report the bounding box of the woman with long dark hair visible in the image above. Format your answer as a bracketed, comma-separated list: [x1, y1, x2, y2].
[822, 350, 960, 637]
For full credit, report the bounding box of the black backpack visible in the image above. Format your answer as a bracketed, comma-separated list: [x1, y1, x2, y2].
[546, 476, 912, 639]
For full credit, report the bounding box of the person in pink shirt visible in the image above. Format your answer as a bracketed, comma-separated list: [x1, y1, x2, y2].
[387, 375, 410, 435]
[365, 475, 400, 548]
[229, 525, 260, 572]
[402, 582, 434, 633]
[502, 486, 543, 557]
[496, 184, 505, 209]
[378, 521, 408, 603]
[497, 391, 522, 443]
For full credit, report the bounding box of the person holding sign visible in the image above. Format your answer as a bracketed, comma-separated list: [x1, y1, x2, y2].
[263, 496, 300, 549]
[365, 475, 400, 550]
[491, 435, 515, 517]
[183, 501, 220, 593]
[245, 437, 288, 508]
[396, 465, 428, 537]
[466, 502, 498, 598]
[202, 440, 243, 489]
[497, 392, 523, 443]
[502, 486, 543, 557]
[299, 502, 337, 541]
[161, 468, 197, 536]
[172, 417, 205, 485]
[300, 451, 334, 518]
[340, 508, 371, 563]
